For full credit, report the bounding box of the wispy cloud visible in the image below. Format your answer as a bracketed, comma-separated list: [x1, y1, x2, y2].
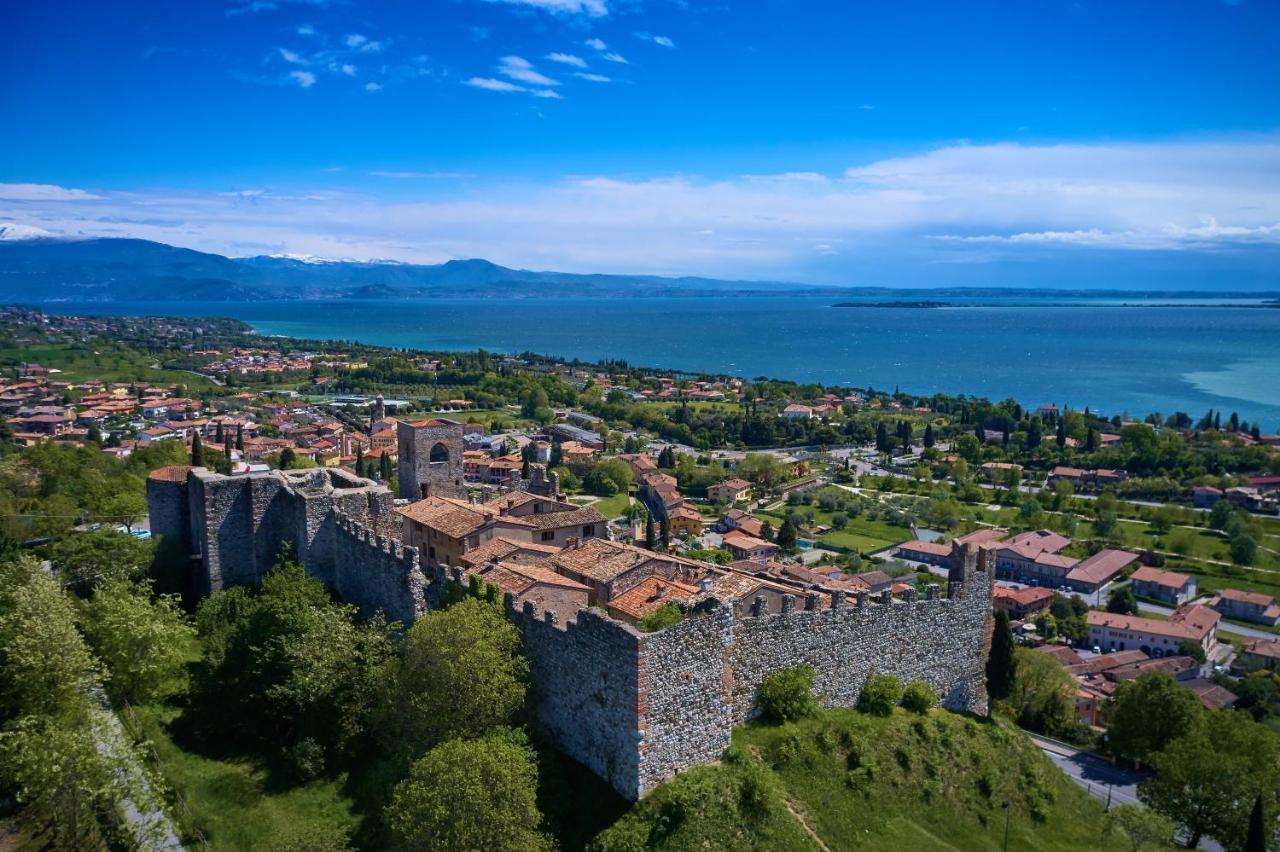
[574, 72, 611, 83]
[289, 70, 317, 87]
[278, 47, 306, 64]
[481, 0, 608, 17]
[533, 89, 563, 99]
[546, 53, 587, 68]
[0, 183, 103, 201]
[498, 56, 559, 87]
[365, 82, 382, 92]
[602, 52, 628, 64]
[584, 38, 607, 51]
[369, 171, 474, 179]
[6, 138, 1276, 278]
[637, 33, 675, 48]
[464, 76, 527, 93]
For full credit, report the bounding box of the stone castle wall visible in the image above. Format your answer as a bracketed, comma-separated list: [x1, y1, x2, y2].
[499, 568, 993, 800]
[150, 475, 993, 802]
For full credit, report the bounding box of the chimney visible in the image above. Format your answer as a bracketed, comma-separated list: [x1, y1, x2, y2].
[698, 575, 713, 593]
[566, 536, 579, 550]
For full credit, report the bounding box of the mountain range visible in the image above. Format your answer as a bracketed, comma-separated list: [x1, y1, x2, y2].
[1, 235, 1276, 303]
[0, 236, 832, 302]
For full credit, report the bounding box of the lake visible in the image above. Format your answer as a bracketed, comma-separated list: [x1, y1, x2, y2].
[47, 296, 1280, 430]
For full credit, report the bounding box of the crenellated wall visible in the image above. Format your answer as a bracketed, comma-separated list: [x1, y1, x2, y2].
[150, 471, 993, 802]
[491, 567, 993, 800]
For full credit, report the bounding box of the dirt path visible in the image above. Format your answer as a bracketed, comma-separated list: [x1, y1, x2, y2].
[783, 798, 832, 852]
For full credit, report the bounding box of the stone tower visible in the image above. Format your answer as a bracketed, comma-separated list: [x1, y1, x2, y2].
[374, 394, 386, 422]
[397, 418, 465, 500]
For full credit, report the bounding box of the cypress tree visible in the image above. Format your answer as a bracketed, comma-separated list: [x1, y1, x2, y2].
[776, 516, 798, 552]
[645, 516, 656, 550]
[660, 517, 670, 549]
[1027, 418, 1042, 449]
[923, 423, 934, 448]
[235, 423, 244, 451]
[224, 436, 232, 458]
[986, 609, 1016, 702]
[190, 432, 204, 466]
[215, 421, 224, 443]
[380, 453, 392, 482]
[1086, 427, 1099, 452]
[1245, 794, 1265, 852]
[355, 445, 364, 477]
[1056, 418, 1067, 448]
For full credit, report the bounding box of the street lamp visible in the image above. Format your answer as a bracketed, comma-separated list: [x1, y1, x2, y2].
[1002, 799, 1012, 852]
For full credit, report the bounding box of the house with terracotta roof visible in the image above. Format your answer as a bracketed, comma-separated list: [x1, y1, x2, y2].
[722, 529, 779, 563]
[1087, 604, 1219, 656]
[667, 503, 704, 537]
[1129, 566, 1196, 605]
[1065, 549, 1137, 594]
[708, 477, 752, 505]
[896, 539, 952, 567]
[475, 560, 591, 618]
[544, 538, 706, 605]
[1236, 637, 1280, 673]
[1210, 588, 1280, 626]
[720, 509, 765, 539]
[606, 576, 701, 626]
[458, 537, 562, 570]
[993, 585, 1053, 620]
[398, 491, 607, 569]
[779, 403, 813, 420]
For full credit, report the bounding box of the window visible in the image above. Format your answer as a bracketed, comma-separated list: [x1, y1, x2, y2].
[540, 531, 555, 542]
[583, 525, 595, 537]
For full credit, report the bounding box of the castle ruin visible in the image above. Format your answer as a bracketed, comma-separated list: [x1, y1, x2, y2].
[148, 460, 993, 801]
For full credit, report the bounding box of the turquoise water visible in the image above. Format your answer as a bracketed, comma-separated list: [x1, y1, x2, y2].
[49, 296, 1280, 430]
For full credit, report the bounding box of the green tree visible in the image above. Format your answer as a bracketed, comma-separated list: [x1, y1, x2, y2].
[1230, 533, 1257, 566]
[1007, 647, 1074, 737]
[1103, 804, 1175, 852]
[46, 527, 154, 594]
[1108, 673, 1201, 764]
[756, 665, 819, 723]
[190, 431, 204, 466]
[776, 516, 798, 552]
[986, 609, 1016, 702]
[82, 578, 193, 703]
[1141, 710, 1280, 850]
[637, 602, 683, 633]
[381, 597, 528, 761]
[385, 729, 552, 852]
[858, 673, 902, 716]
[1107, 585, 1139, 615]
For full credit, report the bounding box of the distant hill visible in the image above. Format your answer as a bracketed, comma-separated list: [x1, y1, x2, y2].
[0, 237, 831, 302]
[589, 708, 1122, 851]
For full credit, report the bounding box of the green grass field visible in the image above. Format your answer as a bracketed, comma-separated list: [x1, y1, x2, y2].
[756, 508, 912, 555]
[0, 343, 220, 391]
[592, 708, 1120, 852]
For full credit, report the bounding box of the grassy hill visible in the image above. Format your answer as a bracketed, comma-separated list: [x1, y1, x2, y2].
[589, 708, 1121, 851]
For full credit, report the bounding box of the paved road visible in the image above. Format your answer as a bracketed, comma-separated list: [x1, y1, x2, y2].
[1026, 732, 1223, 852]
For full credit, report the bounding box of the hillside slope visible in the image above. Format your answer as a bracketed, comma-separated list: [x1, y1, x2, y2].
[589, 708, 1120, 851]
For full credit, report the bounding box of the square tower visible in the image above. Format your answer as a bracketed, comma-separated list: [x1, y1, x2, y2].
[397, 418, 466, 500]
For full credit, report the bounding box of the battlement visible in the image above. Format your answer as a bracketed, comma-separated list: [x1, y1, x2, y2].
[150, 470, 993, 802]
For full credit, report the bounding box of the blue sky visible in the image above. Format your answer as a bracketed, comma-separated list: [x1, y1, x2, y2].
[1, 0, 1278, 287]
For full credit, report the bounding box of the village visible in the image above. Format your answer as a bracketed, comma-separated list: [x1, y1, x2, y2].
[5, 306, 1280, 763]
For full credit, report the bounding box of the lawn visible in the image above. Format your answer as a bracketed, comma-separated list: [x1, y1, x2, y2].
[757, 507, 912, 555]
[586, 492, 632, 520]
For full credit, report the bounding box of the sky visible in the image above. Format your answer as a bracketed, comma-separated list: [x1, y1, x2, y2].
[1, 0, 1278, 287]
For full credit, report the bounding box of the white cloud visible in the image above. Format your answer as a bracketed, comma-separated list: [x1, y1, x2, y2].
[0, 183, 103, 201]
[297, 23, 317, 36]
[340, 63, 357, 76]
[369, 171, 473, 179]
[584, 38, 607, 50]
[6, 138, 1277, 278]
[546, 52, 587, 68]
[365, 82, 382, 91]
[602, 52, 628, 64]
[464, 76, 527, 93]
[498, 56, 559, 87]
[289, 70, 317, 87]
[533, 89, 563, 99]
[574, 72, 611, 83]
[481, 0, 608, 17]
[278, 47, 305, 64]
[638, 33, 675, 48]
[345, 34, 367, 48]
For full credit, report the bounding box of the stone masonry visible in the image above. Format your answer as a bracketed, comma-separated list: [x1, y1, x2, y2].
[149, 470, 993, 802]
[397, 418, 466, 501]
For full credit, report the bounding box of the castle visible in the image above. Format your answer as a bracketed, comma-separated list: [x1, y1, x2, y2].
[148, 419, 993, 800]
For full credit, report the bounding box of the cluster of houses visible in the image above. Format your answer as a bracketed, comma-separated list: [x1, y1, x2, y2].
[898, 528, 1138, 597]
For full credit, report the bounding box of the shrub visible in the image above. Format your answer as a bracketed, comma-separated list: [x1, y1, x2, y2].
[901, 680, 937, 714]
[637, 602, 683, 633]
[858, 674, 902, 717]
[756, 665, 819, 724]
[284, 737, 326, 781]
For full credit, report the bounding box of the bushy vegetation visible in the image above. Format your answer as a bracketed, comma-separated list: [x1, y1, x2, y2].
[757, 666, 820, 724]
[857, 674, 903, 717]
